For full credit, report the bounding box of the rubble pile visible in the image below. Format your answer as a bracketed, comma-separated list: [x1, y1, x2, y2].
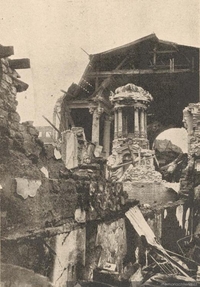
[0, 57, 43, 179]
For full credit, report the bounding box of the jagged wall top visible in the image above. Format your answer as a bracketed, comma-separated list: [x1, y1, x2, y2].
[110, 83, 153, 104]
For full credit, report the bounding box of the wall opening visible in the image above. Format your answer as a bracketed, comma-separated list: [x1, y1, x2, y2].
[153, 128, 188, 182]
[71, 108, 92, 142]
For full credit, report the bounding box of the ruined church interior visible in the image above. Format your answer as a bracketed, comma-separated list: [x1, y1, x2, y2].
[1, 34, 200, 286]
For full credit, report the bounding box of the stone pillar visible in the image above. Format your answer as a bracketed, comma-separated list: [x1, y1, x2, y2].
[123, 115, 128, 137]
[114, 109, 118, 139]
[144, 111, 147, 138]
[183, 107, 193, 136]
[118, 107, 123, 137]
[91, 107, 103, 144]
[103, 115, 112, 157]
[134, 108, 139, 137]
[140, 109, 145, 137]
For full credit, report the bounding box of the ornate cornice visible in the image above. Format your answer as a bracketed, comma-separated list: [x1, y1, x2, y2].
[110, 83, 153, 105]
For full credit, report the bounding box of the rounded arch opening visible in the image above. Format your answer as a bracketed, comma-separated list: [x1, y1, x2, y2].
[147, 121, 177, 149]
[153, 127, 188, 183]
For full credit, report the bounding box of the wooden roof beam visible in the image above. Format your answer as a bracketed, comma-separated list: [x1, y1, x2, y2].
[149, 64, 190, 69]
[0, 45, 14, 58]
[90, 55, 129, 98]
[149, 50, 177, 54]
[87, 68, 192, 78]
[8, 58, 30, 69]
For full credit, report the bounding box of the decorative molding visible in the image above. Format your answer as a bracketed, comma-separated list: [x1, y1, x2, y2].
[110, 83, 153, 104]
[89, 105, 104, 118]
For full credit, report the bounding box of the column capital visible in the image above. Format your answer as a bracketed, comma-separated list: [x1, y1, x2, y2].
[134, 103, 147, 111]
[114, 105, 123, 111]
[105, 114, 113, 122]
[89, 105, 104, 118]
[96, 106, 104, 116]
[89, 106, 96, 114]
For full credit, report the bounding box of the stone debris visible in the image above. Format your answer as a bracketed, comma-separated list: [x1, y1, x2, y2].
[163, 181, 180, 193]
[103, 263, 117, 272]
[74, 208, 86, 223]
[40, 166, 49, 178]
[126, 206, 197, 285]
[54, 148, 62, 159]
[15, 178, 41, 199]
[130, 267, 143, 286]
[94, 145, 103, 157]
[141, 273, 196, 286]
[164, 209, 167, 219]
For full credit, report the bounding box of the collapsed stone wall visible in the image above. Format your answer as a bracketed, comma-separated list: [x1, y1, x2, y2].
[0, 56, 78, 237]
[0, 57, 94, 287]
[0, 57, 44, 179]
[0, 52, 133, 286]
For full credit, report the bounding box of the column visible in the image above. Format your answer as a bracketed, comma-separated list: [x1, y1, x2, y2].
[118, 107, 123, 137]
[144, 111, 147, 138]
[123, 115, 128, 137]
[134, 108, 139, 137]
[114, 109, 118, 139]
[140, 109, 145, 137]
[91, 108, 100, 144]
[103, 115, 112, 157]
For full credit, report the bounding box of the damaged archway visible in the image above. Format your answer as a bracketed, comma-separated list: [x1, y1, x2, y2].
[153, 127, 188, 183]
[147, 121, 176, 149]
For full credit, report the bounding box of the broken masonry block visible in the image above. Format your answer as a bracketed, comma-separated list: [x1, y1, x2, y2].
[75, 208, 86, 223]
[54, 148, 61, 159]
[15, 178, 41, 199]
[40, 166, 49, 178]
